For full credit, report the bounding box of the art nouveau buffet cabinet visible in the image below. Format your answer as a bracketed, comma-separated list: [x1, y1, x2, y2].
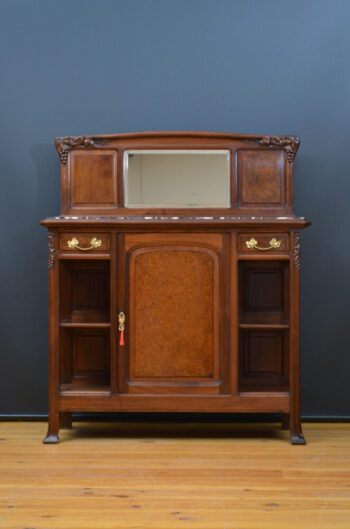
[40, 131, 310, 444]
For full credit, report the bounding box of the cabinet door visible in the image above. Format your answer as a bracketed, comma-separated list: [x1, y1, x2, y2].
[118, 233, 229, 395]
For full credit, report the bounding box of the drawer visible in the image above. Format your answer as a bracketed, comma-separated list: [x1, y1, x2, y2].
[238, 233, 289, 254]
[60, 233, 110, 253]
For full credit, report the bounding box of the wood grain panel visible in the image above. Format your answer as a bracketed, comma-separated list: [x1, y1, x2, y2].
[59, 260, 110, 323]
[239, 329, 289, 391]
[246, 270, 283, 312]
[72, 331, 109, 377]
[239, 261, 289, 324]
[71, 267, 109, 316]
[132, 248, 215, 378]
[237, 149, 285, 206]
[243, 332, 283, 376]
[59, 328, 110, 391]
[70, 150, 117, 207]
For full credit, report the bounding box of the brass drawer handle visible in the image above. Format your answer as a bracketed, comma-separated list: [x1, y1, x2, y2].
[246, 237, 281, 251]
[67, 237, 102, 251]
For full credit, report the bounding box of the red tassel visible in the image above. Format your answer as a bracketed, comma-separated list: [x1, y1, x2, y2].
[119, 329, 124, 346]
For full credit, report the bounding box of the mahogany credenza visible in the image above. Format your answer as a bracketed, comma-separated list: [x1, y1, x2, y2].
[40, 131, 310, 444]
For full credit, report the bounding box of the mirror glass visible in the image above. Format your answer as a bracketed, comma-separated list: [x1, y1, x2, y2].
[124, 150, 230, 208]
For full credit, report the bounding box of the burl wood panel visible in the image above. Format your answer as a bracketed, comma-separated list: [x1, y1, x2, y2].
[237, 150, 285, 206]
[70, 151, 117, 207]
[129, 247, 219, 380]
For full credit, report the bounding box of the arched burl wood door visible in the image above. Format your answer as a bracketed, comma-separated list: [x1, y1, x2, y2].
[117, 233, 230, 395]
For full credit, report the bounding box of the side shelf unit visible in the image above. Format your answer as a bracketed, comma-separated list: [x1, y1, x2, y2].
[238, 258, 290, 393]
[59, 258, 111, 393]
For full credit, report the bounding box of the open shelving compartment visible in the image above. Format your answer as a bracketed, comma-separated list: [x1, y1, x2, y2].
[238, 259, 290, 392]
[58, 259, 111, 393]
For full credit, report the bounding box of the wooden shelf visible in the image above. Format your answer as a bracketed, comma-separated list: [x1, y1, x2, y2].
[238, 254, 290, 261]
[59, 384, 111, 397]
[239, 323, 289, 330]
[58, 254, 110, 260]
[239, 391, 290, 397]
[60, 322, 111, 328]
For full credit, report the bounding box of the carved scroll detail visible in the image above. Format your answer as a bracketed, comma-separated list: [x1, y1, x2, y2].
[293, 232, 300, 270]
[55, 136, 107, 165]
[250, 135, 300, 163]
[48, 231, 55, 270]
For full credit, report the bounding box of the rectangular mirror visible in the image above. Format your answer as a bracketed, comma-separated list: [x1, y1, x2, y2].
[124, 149, 230, 208]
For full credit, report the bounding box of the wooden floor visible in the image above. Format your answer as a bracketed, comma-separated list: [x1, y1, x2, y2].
[0, 421, 349, 528]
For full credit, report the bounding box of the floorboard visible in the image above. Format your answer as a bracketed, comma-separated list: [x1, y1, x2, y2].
[0, 421, 349, 528]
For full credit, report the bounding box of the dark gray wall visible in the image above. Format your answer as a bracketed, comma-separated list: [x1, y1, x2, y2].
[1, 0, 349, 417]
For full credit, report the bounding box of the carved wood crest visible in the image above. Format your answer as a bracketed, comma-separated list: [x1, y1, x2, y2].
[55, 133, 300, 165]
[250, 135, 300, 163]
[55, 136, 107, 164]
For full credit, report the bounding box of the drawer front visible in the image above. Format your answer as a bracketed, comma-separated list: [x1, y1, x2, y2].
[60, 233, 110, 253]
[238, 233, 289, 254]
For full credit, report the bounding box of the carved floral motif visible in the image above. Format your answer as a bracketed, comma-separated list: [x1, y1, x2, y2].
[250, 135, 300, 163]
[48, 231, 55, 269]
[293, 231, 300, 270]
[55, 136, 107, 164]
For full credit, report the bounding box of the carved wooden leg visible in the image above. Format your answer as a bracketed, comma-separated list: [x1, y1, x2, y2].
[60, 412, 73, 429]
[43, 411, 60, 444]
[43, 231, 60, 445]
[281, 413, 289, 430]
[289, 232, 306, 446]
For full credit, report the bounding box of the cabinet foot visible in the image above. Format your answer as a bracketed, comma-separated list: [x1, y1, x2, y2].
[290, 431, 306, 445]
[44, 410, 60, 443]
[43, 433, 59, 444]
